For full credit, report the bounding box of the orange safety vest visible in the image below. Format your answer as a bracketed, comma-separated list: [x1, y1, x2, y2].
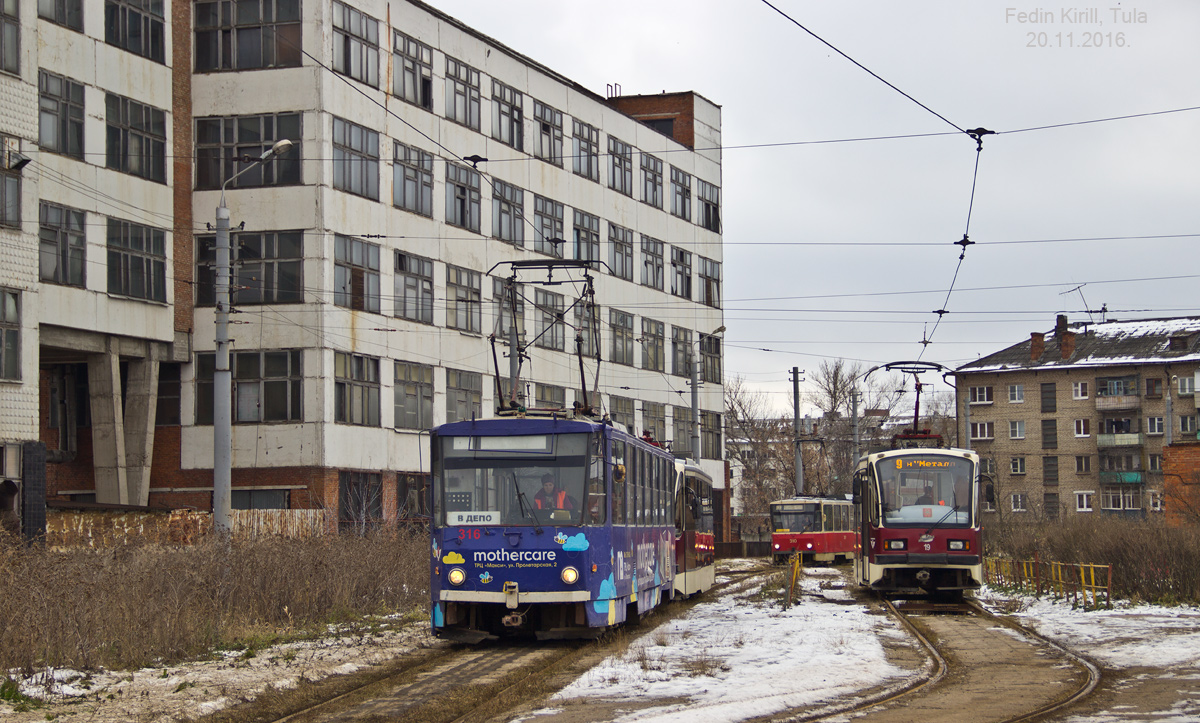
[536, 490, 569, 509]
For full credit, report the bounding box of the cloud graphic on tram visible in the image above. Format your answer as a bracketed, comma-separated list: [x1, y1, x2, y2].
[442, 552, 465, 564]
[593, 573, 617, 613]
[562, 534, 590, 551]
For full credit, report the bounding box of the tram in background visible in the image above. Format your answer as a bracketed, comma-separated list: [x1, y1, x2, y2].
[769, 497, 855, 564]
[428, 414, 716, 642]
[852, 447, 991, 601]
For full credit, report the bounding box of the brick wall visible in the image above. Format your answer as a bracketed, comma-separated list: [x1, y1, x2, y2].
[1163, 441, 1200, 526]
[607, 93, 696, 149]
[171, 0, 195, 334]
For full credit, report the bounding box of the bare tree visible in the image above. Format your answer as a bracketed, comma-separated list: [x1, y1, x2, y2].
[724, 376, 795, 516]
[809, 361, 908, 495]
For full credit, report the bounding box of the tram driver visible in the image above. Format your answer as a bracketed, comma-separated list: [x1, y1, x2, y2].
[534, 474, 577, 510]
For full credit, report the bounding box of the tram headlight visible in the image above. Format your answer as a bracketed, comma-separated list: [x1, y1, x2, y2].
[447, 568, 467, 586]
[948, 540, 969, 551]
[773, 543, 780, 549]
[805, 542, 813, 550]
[885, 539, 907, 551]
[561, 566, 580, 585]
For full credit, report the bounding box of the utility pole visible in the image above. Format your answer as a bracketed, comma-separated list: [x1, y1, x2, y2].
[851, 388, 860, 466]
[691, 347, 701, 461]
[791, 367, 804, 496]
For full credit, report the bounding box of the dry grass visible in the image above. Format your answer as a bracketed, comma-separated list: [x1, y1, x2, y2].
[986, 515, 1200, 604]
[0, 529, 429, 673]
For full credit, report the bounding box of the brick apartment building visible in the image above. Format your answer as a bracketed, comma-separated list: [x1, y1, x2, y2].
[0, 0, 725, 536]
[955, 315, 1200, 520]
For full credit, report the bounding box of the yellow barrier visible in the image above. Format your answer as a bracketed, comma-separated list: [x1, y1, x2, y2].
[784, 551, 802, 610]
[984, 554, 1112, 610]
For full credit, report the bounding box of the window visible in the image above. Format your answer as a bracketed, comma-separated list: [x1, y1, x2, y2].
[642, 318, 664, 372]
[572, 119, 600, 181]
[394, 252, 433, 324]
[1009, 420, 1025, 440]
[1041, 382, 1057, 412]
[1044, 492, 1059, 518]
[106, 93, 166, 183]
[233, 489, 290, 510]
[697, 179, 720, 232]
[446, 265, 481, 333]
[698, 256, 721, 309]
[1145, 377, 1163, 397]
[492, 180, 524, 246]
[233, 350, 302, 423]
[446, 163, 481, 232]
[1180, 376, 1196, 395]
[334, 352, 380, 426]
[1101, 486, 1142, 511]
[611, 396, 634, 432]
[1043, 456, 1059, 484]
[608, 136, 632, 195]
[970, 421, 994, 440]
[332, 1, 379, 87]
[197, 231, 302, 306]
[670, 247, 692, 299]
[673, 406, 693, 457]
[610, 309, 634, 366]
[671, 327, 693, 377]
[398, 473, 429, 518]
[1148, 453, 1162, 472]
[195, 0, 301, 71]
[392, 30, 432, 110]
[1103, 417, 1133, 434]
[1148, 490, 1163, 512]
[1008, 384, 1024, 403]
[968, 386, 993, 404]
[670, 166, 691, 220]
[533, 195, 564, 257]
[641, 153, 663, 208]
[196, 113, 301, 190]
[156, 363, 181, 425]
[610, 224, 633, 281]
[1147, 416, 1164, 435]
[1075, 455, 1091, 473]
[0, 148, 17, 227]
[493, 277, 525, 342]
[39, 71, 84, 159]
[0, 1, 14, 73]
[1074, 418, 1090, 437]
[1076, 491, 1094, 512]
[573, 210, 600, 263]
[105, 0, 164, 63]
[534, 288, 564, 351]
[1072, 381, 1089, 400]
[701, 411, 722, 459]
[446, 368, 482, 423]
[1041, 419, 1058, 449]
[1182, 415, 1197, 434]
[392, 142, 433, 216]
[39, 202, 86, 287]
[445, 56, 480, 129]
[334, 235, 380, 313]
[979, 458, 996, 476]
[1100, 454, 1137, 472]
[339, 471, 382, 530]
[574, 300, 598, 357]
[533, 100, 563, 166]
[394, 361, 433, 430]
[536, 383, 565, 409]
[1010, 456, 1025, 474]
[0, 288, 18, 380]
[641, 236, 664, 290]
[40, 0, 83, 30]
[107, 218, 166, 302]
[700, 334, 721, 385]
[1011, 493, 1027, 512]
[643, 402, 666, 443]
[332, 116, 379, 199]
[490, 80, 523, 150]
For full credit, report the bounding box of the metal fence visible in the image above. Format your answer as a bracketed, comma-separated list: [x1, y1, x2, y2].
[985, 554, 1112, 610]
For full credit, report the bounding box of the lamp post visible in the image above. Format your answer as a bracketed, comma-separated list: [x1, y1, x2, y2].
[213, 139, 293, 536]
[691, 325, 726, 462]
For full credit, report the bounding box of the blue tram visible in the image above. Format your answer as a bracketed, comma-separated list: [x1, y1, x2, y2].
[853, 447, 990, 601]
[429, 414, 715, 642]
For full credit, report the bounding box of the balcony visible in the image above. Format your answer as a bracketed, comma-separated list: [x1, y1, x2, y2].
[1095, 394, 1141, 411]
[1096, 432, 1144, 448]
[1099, 470, 1144, 485]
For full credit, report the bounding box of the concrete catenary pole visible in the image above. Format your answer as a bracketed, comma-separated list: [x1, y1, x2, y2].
[793, 367, 804, 496]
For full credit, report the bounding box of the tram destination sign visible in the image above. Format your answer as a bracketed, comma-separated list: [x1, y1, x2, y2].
[448, 511, 499, 525]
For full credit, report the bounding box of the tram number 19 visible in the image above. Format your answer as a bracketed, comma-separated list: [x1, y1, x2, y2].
[924, 543, 931, 551]
[458, 528, 482, 540]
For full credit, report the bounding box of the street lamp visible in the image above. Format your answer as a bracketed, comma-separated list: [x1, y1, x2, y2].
[213, 139, 293, 536]
[691, 325, 726, 461]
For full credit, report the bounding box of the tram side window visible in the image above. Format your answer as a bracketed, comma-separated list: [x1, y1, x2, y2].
[822, 504, 833, 532]
[651, 457, 661, 524]
[613, 447, 627, 524]
[588, 438, 608, 524]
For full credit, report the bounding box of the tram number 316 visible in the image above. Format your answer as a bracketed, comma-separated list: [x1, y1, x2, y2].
[458, 528, 482, 540]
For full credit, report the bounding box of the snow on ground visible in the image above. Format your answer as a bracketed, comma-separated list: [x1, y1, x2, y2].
[543, 567, 916, 723]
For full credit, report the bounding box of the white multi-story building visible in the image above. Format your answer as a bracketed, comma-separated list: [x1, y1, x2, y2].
[0, 0, 724, 532]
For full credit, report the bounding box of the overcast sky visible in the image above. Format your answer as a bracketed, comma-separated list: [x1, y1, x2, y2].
[431, 0, 1200, 415]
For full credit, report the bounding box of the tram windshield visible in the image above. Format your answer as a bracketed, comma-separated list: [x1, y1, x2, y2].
[771, 503, 819, 533]
[434, 432, 604, 527]
[873, 454, 975, 528]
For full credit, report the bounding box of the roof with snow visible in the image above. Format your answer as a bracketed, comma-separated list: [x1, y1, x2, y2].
[957, 315, 1200, 374]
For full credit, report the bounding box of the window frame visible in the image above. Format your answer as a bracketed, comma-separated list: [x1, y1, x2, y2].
[394, 251, 434, 324]
[1074, 418, 1090, 437]
[671, 326, 692, 378]
[394, 360, 434, 430]
[669, 166, 692, 221]
[1008, 384, 1024, 403]
[332, 0, 379, 87]
[1075, 455, 1091, 473]
[698, 256, 721, 309]
[39, 70, 84, 159]
[232, 349, 303, 423]
[105, 93, 167, 183]
[445, 162, 481, 232]
[39, 201, 87, 288]
[332, 116, 380, 200]
[333, 234, 381, 313]
[445, 55, 481, 130]
[641, 153, 663, 208]
[1075, 490, 1094, 512]
[697, 178, 720, 232]
[1009, 420, 1025, 440]
[195, 0, 302, 72]
[107, 217, 167, 302]
[446, 265, 481, 334]
[0, 287, 18, 380]
[642, 317, 665, 372]
[533, 100, 563, 166]
[492, 179, 525, 247]
[608, 136, 633, 196]
[40, 0, 83, 31]
[670, 246, 692, 300]
[641, 236, 664, 290]
[334, 351, 380, 427]
[533, 195, 564, 257]
[970, 421, 994, 441]
[572, 209, 600, 263]
[393, 141, 433, 216]
[609, 223, 633, 281]
[445, 368, 482, 423]
[196, 230, 303, 306]
[392, 29, 433, 110]
[534, 288, 565, 351]
[1010, 456, 1026, 475]
[492, 79, 523, 150]
[105, 0, 165, 63]
[610, 309, 634, 366]
[195, 112, 301, 190]
[572, 119, 599, 182]
[1072, 381, 1089, 400]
